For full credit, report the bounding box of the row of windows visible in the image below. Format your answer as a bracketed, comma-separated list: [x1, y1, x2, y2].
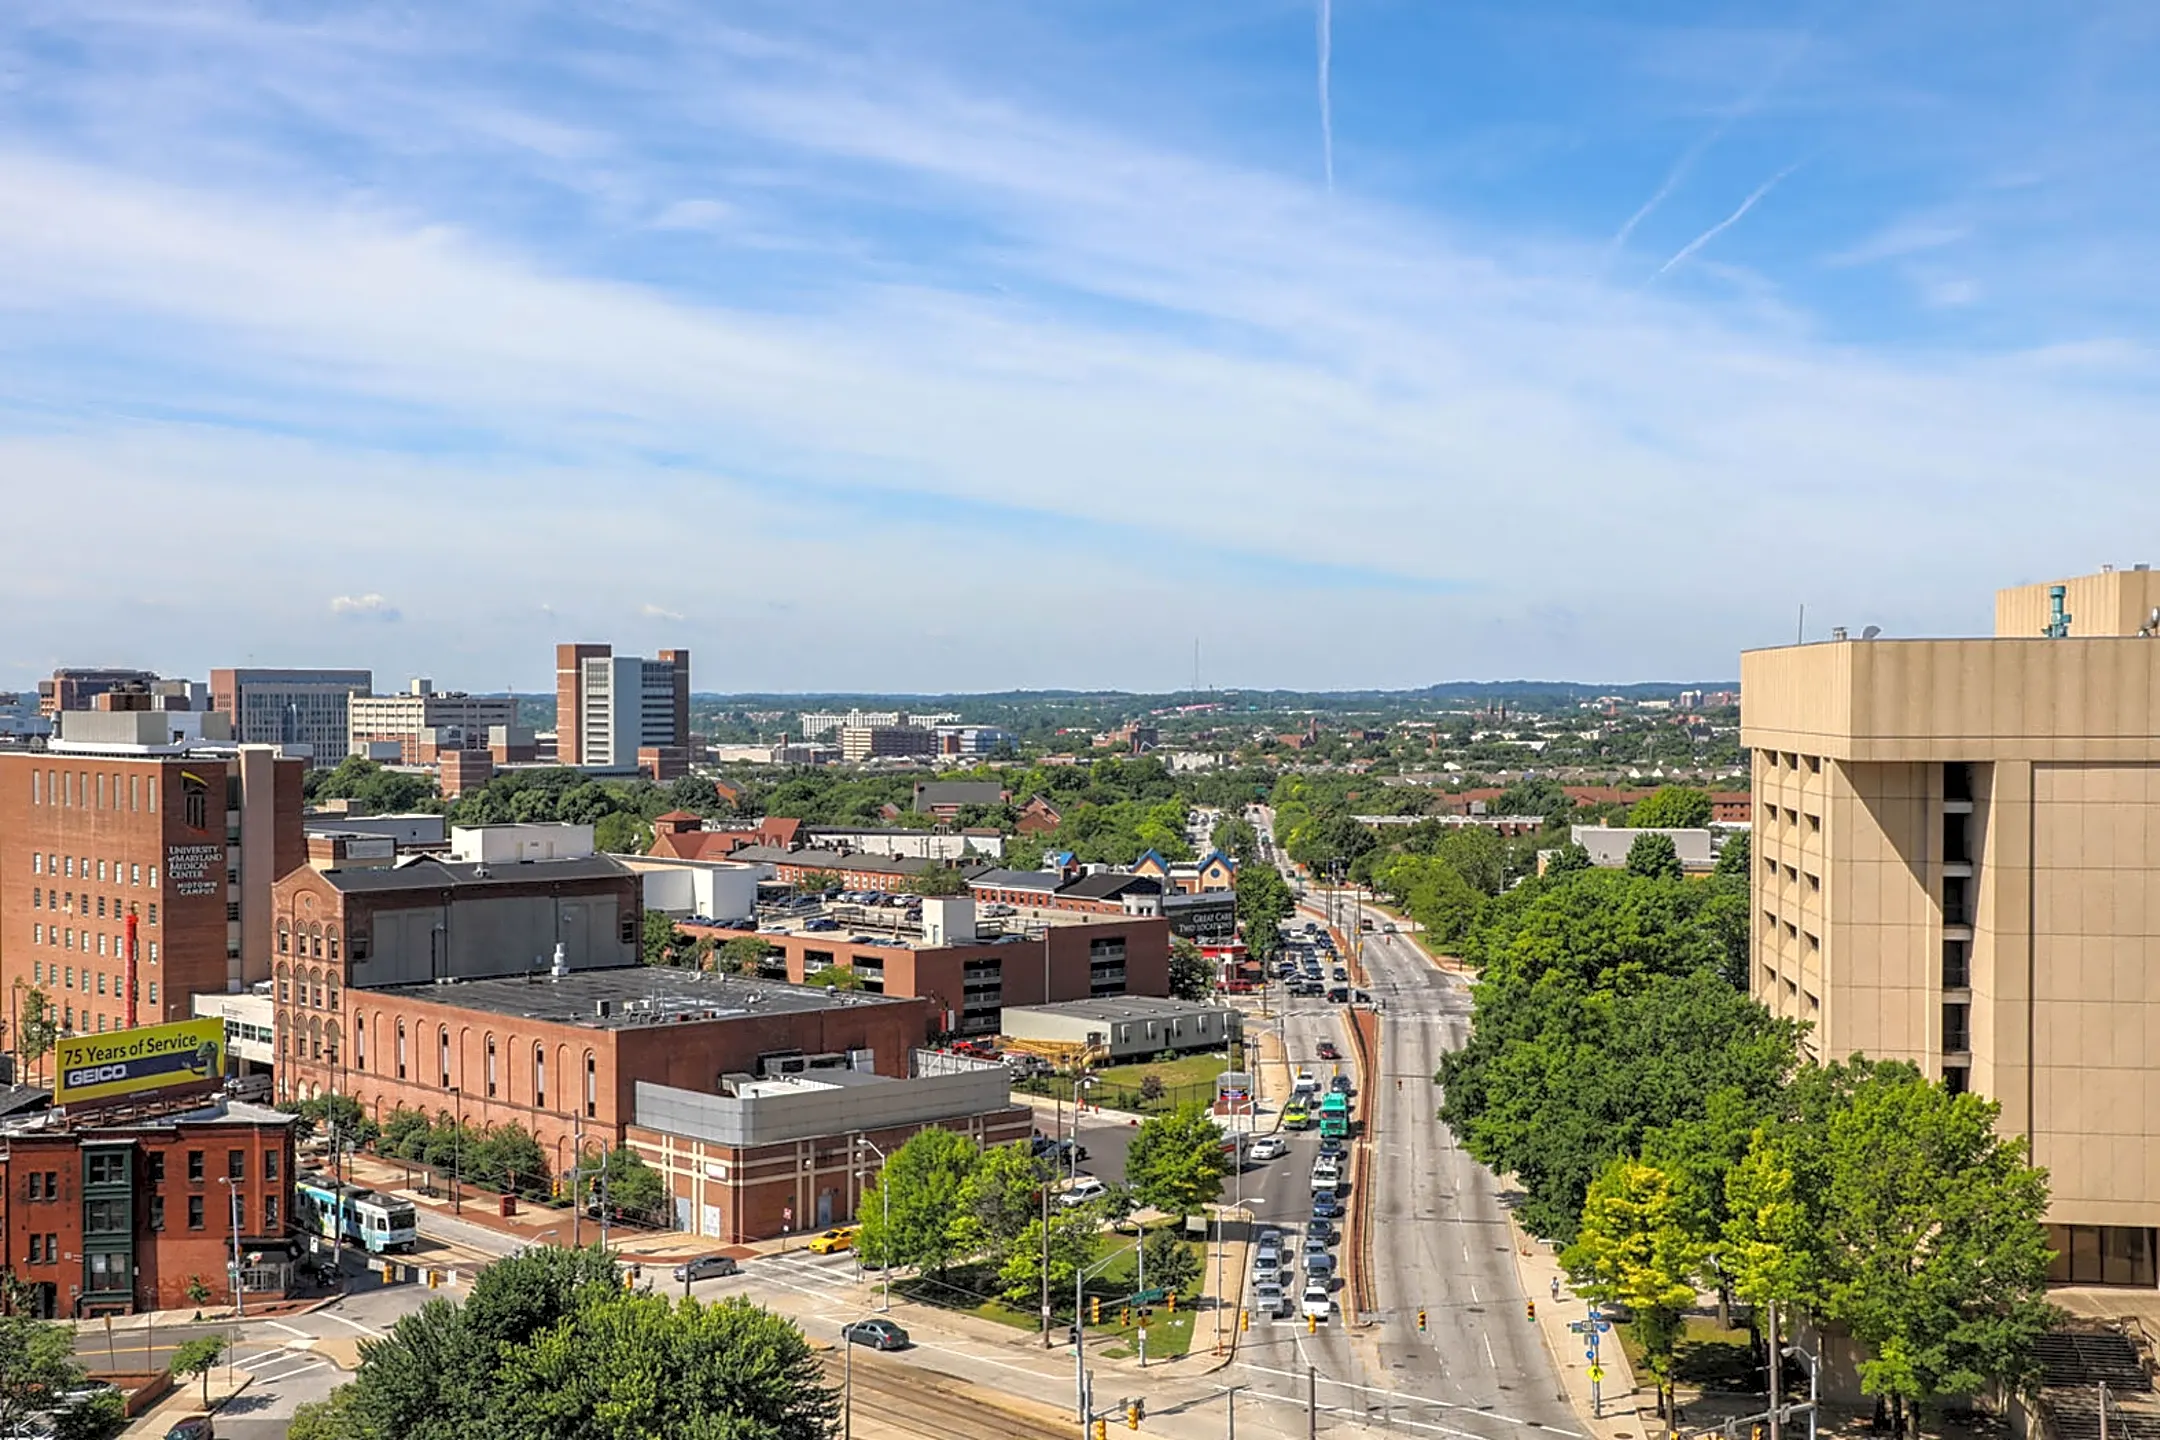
[1760, 804, 1822, 833]
[1762, 751, 1823, 776]
[26, 769, 159, 812]
[31, 890, 159, 925]
[27, 961, 158, 1007]
[1758, 856, 1821, 892]
[31, 855, 161, 889]
[277, 925, 339, 960]
[27, 930, 160, 966]
[306, 1018, 603, 1119]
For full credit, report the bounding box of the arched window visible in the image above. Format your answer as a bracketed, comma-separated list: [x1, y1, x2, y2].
[557, 1046, 571, 1114]
[275, 964, 289, 1004]
[327, 926, 341, 962]
[486, 1034, 498, 1097]
[325, 1023, 341, 1066]
[310, 923, 323, 960]
[308, 1017, 322, 1062]
[438, 1027, 451, 1088]
[310, 968, 324, 1008]
[396, 1021, 408, 1080]
[533, 1045, 546, 1108]
[278, 923, 290, 956]
[584, 1050, 598, 1119]
[354, 1015, 367, 1071]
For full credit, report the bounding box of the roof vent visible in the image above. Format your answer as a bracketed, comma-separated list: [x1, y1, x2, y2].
[550, 942, 569, 981]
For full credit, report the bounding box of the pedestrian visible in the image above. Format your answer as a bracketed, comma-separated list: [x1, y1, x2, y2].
[1550, 1276, 1560, 1303]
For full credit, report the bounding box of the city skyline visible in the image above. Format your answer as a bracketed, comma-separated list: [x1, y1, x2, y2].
[4, 2, 2158, 692]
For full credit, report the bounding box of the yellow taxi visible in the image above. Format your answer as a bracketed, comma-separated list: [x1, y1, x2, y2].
[807, 1225, 859, 1255]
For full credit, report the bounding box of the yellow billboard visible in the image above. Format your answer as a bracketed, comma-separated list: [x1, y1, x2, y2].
[55, 1018, 225, 1108]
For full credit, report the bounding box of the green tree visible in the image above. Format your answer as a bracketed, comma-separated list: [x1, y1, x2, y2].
[906, 866, 971, 896]
[287, 1385, 365, 1440]
[588, 1146, 667, 1219]
[717, 935, 778, 977]
[1210, 816, 1260, 863]
[641, 910, 677, 965]
[171, 1335, 226, 1408]
[1124, 1101, 1230, 1216]
[1713, 829, 1751, 878]
[592, 810, 651, 855]
[857, 1126, 978, 1277]
[0, 1313, 89, 1435]
[1493, 778, 1570, 820]
[1233, 864, 1294, 960]
[1628, 786, 1713, 830]
[1562, 1159, 1703, 1428]
[1625, 832, 1683, 880]
[1543, 841, 1591, 876]
[959, 1142, 1051, 1268]
[468, 1123, 550, 1198]
[805, 964, 865, 990]
[1166, 939, 1213, 1001]
[14, 990, 59, 1083]
[280, 1092, 381, 1149]
[1143, 1226, 1202, 1300]
[998, 1209, 1098, 1309]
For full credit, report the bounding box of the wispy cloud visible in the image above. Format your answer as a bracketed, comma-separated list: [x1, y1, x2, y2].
[1825, 220, 1971, 269]
[639, 602, 686, 622]
[330, 593, 401, 622]
[1653, 164, 1801, 278]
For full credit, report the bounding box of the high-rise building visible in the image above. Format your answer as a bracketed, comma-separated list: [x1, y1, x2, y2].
[839, 725, 937, 762]
[210, 668, 372, 769]
[0, 737, 306, 1043]
[552, 644, 688, 772]
[346, 679, 519, 764]
[1743, 565, 2160, 1288]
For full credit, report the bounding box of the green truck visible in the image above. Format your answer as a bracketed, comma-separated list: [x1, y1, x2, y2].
[1318, 1091, 1351, 1139]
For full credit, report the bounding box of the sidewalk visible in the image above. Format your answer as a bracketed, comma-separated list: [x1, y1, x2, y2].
[1505, 1208, 1652, 1440]
[120, 1372, 251, 1439]
[340, 1152, 719, 1262]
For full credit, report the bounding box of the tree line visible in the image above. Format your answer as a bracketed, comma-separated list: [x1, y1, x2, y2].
[1435, 835, 2055, 1434]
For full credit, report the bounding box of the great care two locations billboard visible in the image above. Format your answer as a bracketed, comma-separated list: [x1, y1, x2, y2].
[56, 1017, 224, 1108]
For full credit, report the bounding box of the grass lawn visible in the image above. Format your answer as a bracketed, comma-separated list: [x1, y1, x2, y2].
[1093, 1053, 1240, 1113]
[916, 1229, 1204, 1359]
[1613, 1314, 1758, 1394]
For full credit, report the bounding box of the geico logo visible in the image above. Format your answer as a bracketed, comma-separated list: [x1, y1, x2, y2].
[66, 1065, 132, 1087]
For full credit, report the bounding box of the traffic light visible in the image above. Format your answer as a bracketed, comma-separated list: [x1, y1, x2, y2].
[1417, 1308, 1427, 1332]
[1126, 1398, 1145, 1429]
[1090, 1297, 1102, 1325]
[1167, 1292, 1177, 1315]
[1525, 1299, 1536, 1322]
[1308, 1314, 1317, 1334]
[1240, 1309, 1250, 1333]
[1093, 1422, 1107, 1440]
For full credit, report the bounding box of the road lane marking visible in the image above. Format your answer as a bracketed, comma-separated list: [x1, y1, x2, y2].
[1233, 1360, 1579, 1435]
[1484, 1334, 1497, 1368]
[324, 1312, 385, 1338]
[266, 1320, 313, 1339]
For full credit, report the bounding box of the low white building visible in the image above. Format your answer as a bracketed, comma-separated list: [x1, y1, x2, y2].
[449, 822, 594, 864]
[1566, 825, 1716, 873]
[1001, 997, 1239, 1063]
[625, 855, 767, 924]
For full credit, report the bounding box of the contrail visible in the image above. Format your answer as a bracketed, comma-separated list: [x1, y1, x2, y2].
[1317, 0, 1333, 190]
[1654, 163, 1798, 277]
[1610, 127, 1722, 250]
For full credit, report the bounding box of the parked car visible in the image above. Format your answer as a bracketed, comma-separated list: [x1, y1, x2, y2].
[673, 1254, 742, 1282]
[808, 1226, 859, 1255]
[1302, 1283, 1332, 1321]
[1247, 1135, 1288, 1161]
[1058, 1175, 1108, 1208]
[164, 1419, 216, 1440]
[842, 1318, 911, 1351]
[1315, 1041, 1340, 1060]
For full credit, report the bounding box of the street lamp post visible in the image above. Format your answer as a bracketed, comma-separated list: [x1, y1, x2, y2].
[855, 1135, 891, 1313]
[1072, 1235, 1147, 1423]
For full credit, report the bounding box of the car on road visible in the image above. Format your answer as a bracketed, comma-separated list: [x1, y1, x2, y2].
[1306, 1218, 1338, 1244]
[1302, 1233, 1331, 1258]
[1252, 1250, 1281, 1286]
[1326, 986, 1350, 1003]
[1302, 1283, 1332, 1321]
[1247, 1135, 1287, 1161]
[1058, 1175, 1108, 1207]
[1282, 1104, 1310, 1129]
[1311, 1164, 1341, 1193]
[1332, 965, 1348, 980]
[842, 1318, 911, 1351]
[1311, 1192, 1343, 1221]
[1317, 1137, 1344, 1158]
[1304, 1251, 1335, 1279]
[163, 1419, 215, 1440]
[1252, 1281, 1290, 1319]
[1329, 1075, 1354, 1096]
[1315, 1041, 1340, 1060]
[1031, 1136, 1089, 1165]
[808, 1226, 859, 1255]
[673, 1254, 742, 1282]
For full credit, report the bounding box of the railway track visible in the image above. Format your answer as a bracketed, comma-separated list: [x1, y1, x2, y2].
[826, 1350, 1076, 1440]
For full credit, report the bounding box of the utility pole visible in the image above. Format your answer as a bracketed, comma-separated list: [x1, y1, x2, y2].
[2101, 1381, 2111, 1440]
[1307, 1364, 1318, 1440]
[1768, 1302, 1782, 1440]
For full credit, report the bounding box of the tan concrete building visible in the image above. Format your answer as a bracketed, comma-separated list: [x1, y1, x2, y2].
[1743, 568, 2160, 1288]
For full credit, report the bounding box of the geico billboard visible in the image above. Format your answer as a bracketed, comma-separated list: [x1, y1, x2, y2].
[55, 1018, 224, 1107]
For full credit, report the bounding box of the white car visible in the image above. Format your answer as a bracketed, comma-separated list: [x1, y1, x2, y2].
[1252, 1282, 1290, 1319]
[1302, 1283, 1332, 1321]
[1248, 1135, 1287, 1161]
[1311, 1161, 1341, 1192]
[1252, 1252, 1281, 1286]
[1057, 1175, 1108, 1208]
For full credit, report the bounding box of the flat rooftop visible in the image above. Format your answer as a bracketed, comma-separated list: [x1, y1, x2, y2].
[374, 966, 913, 1030]
[1005, 996, 1231, 1023]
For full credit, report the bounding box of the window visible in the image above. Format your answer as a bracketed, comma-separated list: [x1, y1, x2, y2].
[264, 1193, 279, 1231]
[2047, 1225, 2158, 1287]
[86, 1151, 127, 1185]
[148, 1153, 164, 1183]
[585, 1052, 597, 1119]
[147, 903, 156, 926]
[227, 1149, 246, 1181]
[1944, 761, 1974, 803]
[1943, 1065, 1970, 1097]
[232, 1193, 247, 1233]
[187, 1150, 204, 1182]
[265, 1150, 279, 1182]
[148, 866, 157, 888]
[148, 983, 158, 1004]
[1804, 812, 1820, 833]
[277, 969, 288, 1003]
[1943, 938, 1971, 989]
[187, 1196, 204, 1229]
[355, 1016, 366, 1071]
[486, 1035, 497, 1097]
[534, 1045, 546, 1108]
[1942, 1002, 1971, 1054]
[26, 1173, 41, 1201]
[397, 1021, 407, 1079]
[439, 1027, 451, 1087]
[85, 1199, 128, 1233]
[148, 943, 157, 964]
[619, 913, 638, 945]
[42, 1235, 56, 1264]
[150, 1196, 164, 1231]
[277, 925, 289, 955]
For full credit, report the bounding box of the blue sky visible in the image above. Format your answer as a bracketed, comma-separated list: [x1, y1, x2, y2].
[3, 0, 2158, 694]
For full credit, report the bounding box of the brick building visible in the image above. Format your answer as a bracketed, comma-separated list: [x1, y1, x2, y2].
[0, 1099, 297, 1317]
[269, 841, 645, 1102]
[687, 909, 1173, 1037]
[209, 669, 372, 769]
[0, 746, 306, 1047]
[290, 967, 934, 1180]
[628, 1060, 1031, 1241]
[554, 643, 689, 774]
